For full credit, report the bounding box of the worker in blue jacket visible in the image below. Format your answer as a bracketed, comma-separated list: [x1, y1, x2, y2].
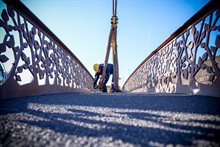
[93, 63, 115, 92]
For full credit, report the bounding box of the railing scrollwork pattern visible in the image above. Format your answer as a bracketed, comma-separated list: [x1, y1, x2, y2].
[0, 0, 93, 99]
[123, 1, 220, 97]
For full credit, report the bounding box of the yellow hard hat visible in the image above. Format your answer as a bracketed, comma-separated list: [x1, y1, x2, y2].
[93, 64, 99, 73]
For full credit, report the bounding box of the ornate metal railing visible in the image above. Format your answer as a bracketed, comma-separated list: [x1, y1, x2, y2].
[0, 0, 94, 99]
[123, 0, 220, 97]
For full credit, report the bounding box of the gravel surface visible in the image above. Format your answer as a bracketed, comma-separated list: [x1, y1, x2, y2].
[0, 92, 220, 147]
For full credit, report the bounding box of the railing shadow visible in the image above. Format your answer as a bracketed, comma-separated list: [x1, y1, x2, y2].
[0, 93, 220, 146]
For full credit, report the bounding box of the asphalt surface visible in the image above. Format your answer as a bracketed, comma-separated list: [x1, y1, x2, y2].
[0, 92, 220, 147]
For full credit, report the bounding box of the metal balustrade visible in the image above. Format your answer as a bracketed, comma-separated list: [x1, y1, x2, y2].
[1, 0, 219, 99]
[0, 0, 94, 99]
[123, 1, 220, 97]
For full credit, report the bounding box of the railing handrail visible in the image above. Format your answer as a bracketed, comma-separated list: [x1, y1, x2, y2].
[3, 0, 93, 79]
[123, 0, 219, 88]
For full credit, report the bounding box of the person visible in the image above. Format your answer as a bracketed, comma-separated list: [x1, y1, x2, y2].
[93, 63, 115, 92]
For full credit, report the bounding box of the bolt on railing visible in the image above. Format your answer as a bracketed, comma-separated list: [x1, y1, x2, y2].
[0, 0, 94, 99]
[123, 0, 220, 97]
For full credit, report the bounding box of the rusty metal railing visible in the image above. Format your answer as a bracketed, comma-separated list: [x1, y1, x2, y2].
[0, 0, 94, 99]
[123, 0, 220, 97]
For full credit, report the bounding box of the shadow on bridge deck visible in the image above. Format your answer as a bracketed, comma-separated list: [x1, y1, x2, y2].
[0, 93, 220, 146]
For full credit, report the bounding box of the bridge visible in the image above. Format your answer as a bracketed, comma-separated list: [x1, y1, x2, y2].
[0, 0, 220, 146]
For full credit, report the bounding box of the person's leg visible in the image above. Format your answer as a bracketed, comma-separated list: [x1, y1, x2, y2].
[111, 74, 115, 92]
[103, 74, 110, 92]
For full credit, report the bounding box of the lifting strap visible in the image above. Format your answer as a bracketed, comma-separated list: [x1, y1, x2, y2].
[100, 0, 120, 92]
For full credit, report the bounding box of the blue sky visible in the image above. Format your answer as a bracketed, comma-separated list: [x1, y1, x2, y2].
[3, 0, 210, 86]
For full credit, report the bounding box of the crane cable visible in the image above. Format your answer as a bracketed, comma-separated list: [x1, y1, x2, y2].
[113, 0, 117, 16]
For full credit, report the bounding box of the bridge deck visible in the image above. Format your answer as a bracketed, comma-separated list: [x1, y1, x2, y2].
[0, 93, 220, 146]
